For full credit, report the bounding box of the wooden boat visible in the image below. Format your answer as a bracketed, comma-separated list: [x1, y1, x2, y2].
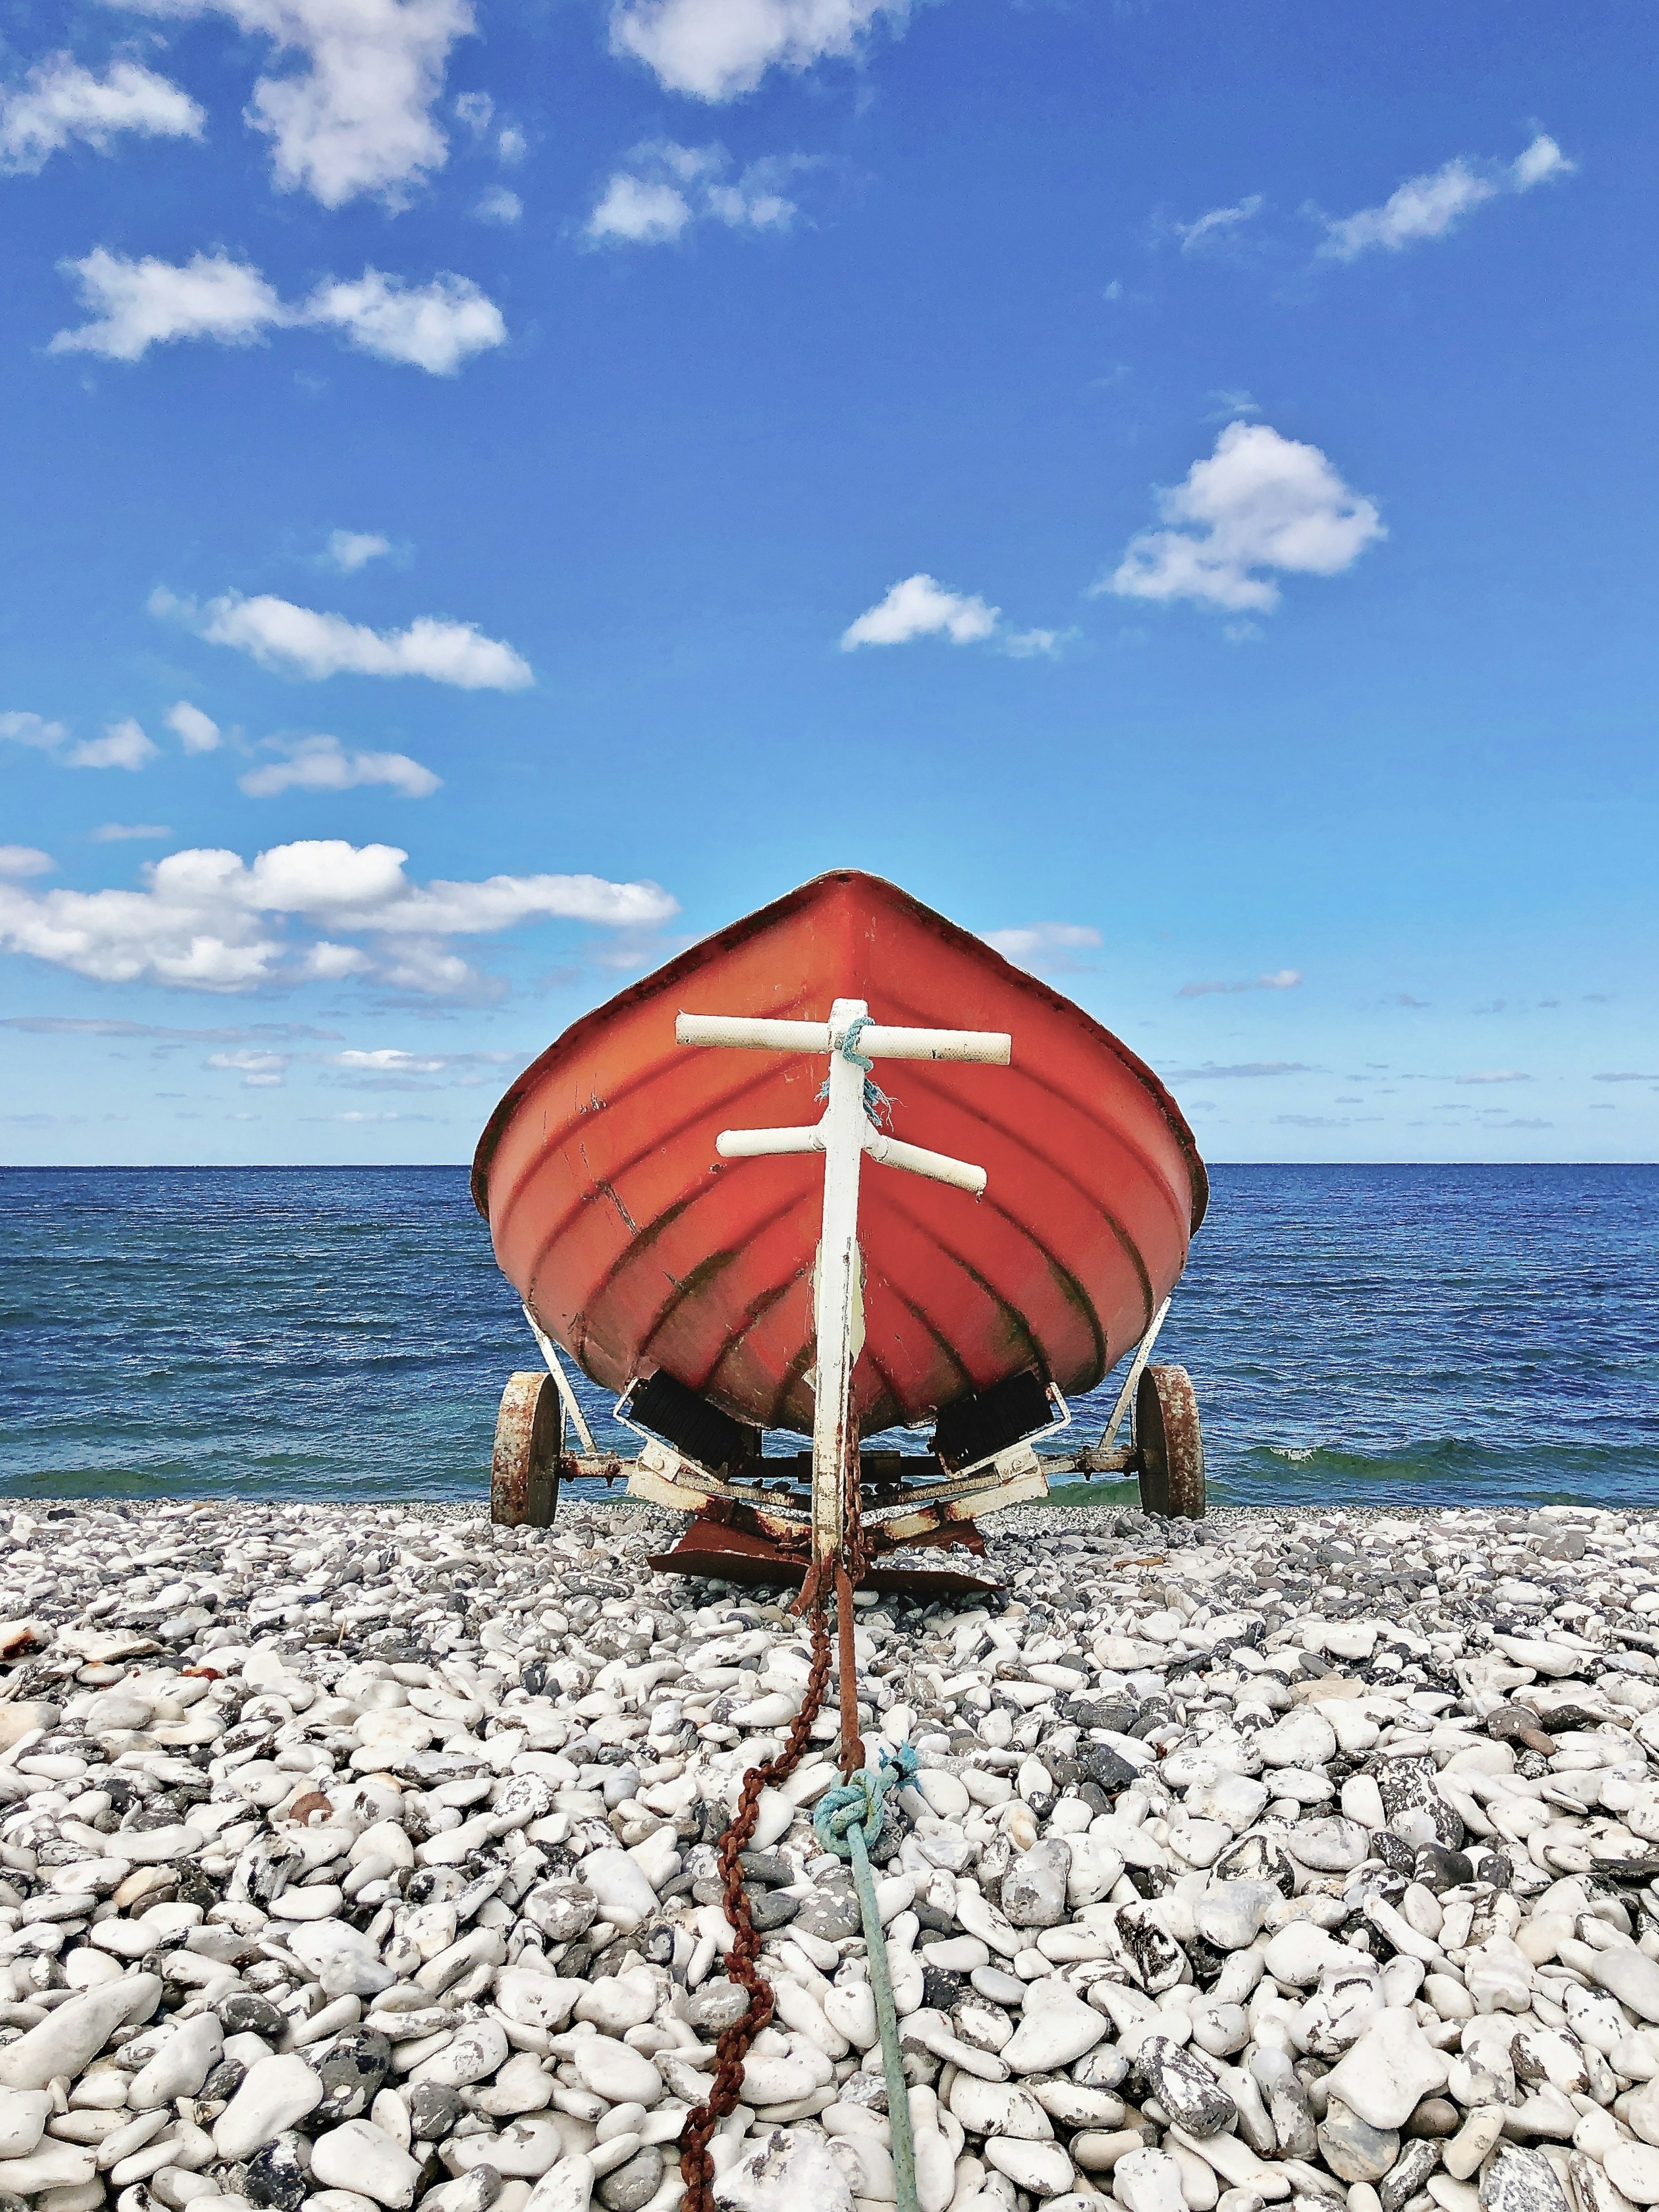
[474, 870, 1208, 1573]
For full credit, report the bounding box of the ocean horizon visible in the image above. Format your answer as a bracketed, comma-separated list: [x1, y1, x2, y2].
[3, 1161, 1655, 1511]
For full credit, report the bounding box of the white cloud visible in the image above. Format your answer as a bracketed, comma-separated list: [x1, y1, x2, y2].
[842, 573, 999, 649]
[590, 176, 691, 246]
[473, 185, 520, 224]
[496, 125, 524, 165]
[323, 1108, 428, 1123]
[65, 718, 159, 771]
[3, 709, 159, 771]
[1175, 194, 1262, 253]
[609, 0, 905, 100]
[0, 53, 204, 175]
[305, 268, 505, 374]
[1179, 968, 1303, 997]
[1168, 1060, 1316, 1079]
[1512, 134, 1574, 190]
[0, 847, 53, 879]
[332, 1047, 450, 1073]
[1, 1013, 334, 1040]
[239, 734, 441, 797]
[1001, 628, 1062, 659]
[166, 699, 221, 752]
[587, 142, 803, 247]
[92, 822, 173, 841]
[50, 248, 286, 361]
[153, 587, 532, 689]
[322, 1044, 516, 1084]
[1319, 133, 1575, 260]
[50, 250, 506, 374]
[207, 1047, 287, 1085]
[99, 0, 473, 208]
[453, 90, 491, 136]
[1455, 1069, 1531, 1085]
[0, 712, 69, 751]
[0, 838, 678, 996]
[1104, 421, 1384, 614]
[326, 530, 391, 573]
[982, 923, 1102, 972]
[839, 575, 1063, 657]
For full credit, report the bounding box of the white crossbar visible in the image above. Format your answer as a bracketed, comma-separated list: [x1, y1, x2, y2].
[677, 1015, 830, 1052]
[863, 1127, 987, 1195]
[715, 1124, 823, 1159]
[855, 1023, 1010, 1064]
[675, 1012, 1009, 1063]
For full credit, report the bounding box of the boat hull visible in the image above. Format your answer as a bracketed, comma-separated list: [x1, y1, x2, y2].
[473, 872, 1206, 1441]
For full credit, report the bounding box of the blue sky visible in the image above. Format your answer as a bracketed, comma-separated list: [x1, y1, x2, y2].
[1, 0, 1655, 1166]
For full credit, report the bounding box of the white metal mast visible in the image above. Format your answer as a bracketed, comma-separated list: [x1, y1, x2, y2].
[676, 1000, 1011, 1566]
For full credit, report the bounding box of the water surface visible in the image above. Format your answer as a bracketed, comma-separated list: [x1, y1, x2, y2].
[2, 1165, 1654, 1508]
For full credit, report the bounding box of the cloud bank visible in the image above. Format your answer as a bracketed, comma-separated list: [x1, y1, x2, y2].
[0, 840, 678, 997]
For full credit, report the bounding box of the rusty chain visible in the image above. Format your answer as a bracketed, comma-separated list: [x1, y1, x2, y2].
[836, 1437, 871, 1779]
[678, 1595, 834, 2212]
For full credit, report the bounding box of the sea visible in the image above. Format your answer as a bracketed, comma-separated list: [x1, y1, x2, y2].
[2, 1165, 1655, 1511]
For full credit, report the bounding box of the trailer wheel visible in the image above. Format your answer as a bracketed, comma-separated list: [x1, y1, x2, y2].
[491, 1370, 563, 1527]
[1136, 1364, 1205, 1520]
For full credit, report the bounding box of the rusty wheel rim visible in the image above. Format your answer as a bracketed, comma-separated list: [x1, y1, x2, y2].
[1136, 1363, 1205, 1520]
[491, 1370, 564, 1527]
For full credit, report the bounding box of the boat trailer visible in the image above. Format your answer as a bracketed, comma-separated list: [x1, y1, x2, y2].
[489, 998, 1204, 1590]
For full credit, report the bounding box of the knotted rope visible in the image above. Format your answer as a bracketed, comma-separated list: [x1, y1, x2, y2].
[813, 1745, 921, 2212]
[818, 1012, 896, 1127]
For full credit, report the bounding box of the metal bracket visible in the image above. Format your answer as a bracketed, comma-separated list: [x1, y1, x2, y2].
[1097, 1297, 1171, 1455]
[521, 1302, 597, 1456]
[932, 1381, 1073, 1485]
[859, 1439, 1050, 1522]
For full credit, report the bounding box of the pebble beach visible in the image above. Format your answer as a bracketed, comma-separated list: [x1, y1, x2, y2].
[0, 1499, 1657, 2212]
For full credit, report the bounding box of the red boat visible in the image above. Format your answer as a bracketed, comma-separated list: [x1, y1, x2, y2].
[474, 870, 1209, 1570]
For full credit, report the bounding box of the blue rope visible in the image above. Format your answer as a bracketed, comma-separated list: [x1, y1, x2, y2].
[839, 1014, 877, 1074]
[823, 1014, 896, 1128]
[814, 1746, 920, 2212]
[812, 1741, 917, 1857]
